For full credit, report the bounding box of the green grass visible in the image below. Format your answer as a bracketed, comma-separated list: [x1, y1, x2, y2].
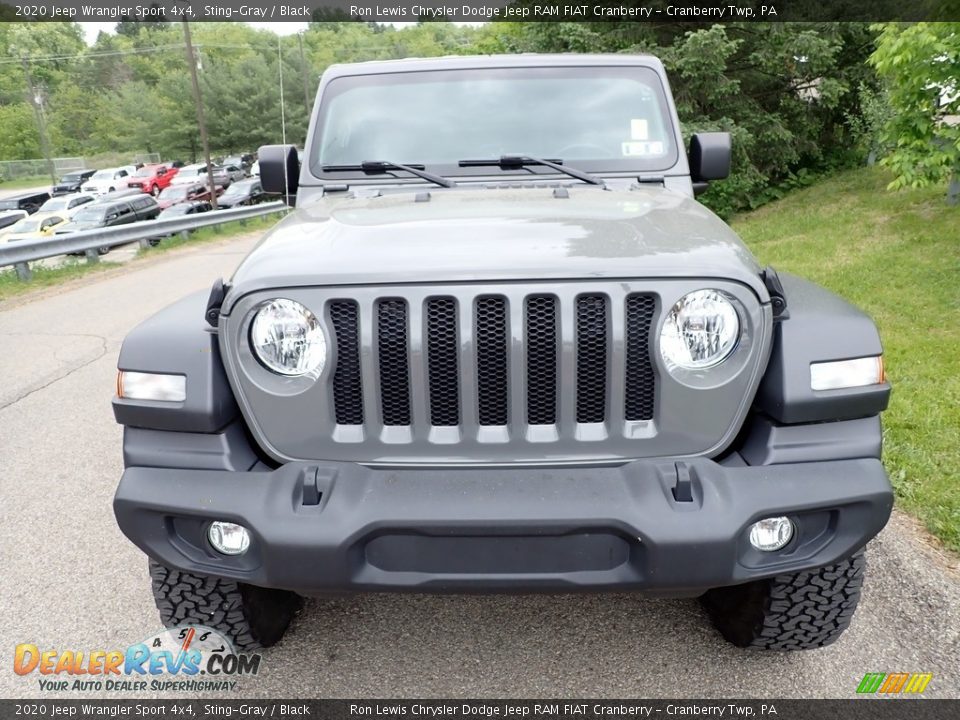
[0, 175, 54, 192]
[0, 258, 120, 302]
[731, 166, 960, 553]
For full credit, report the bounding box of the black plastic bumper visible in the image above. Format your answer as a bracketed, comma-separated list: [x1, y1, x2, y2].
[113, 457, 892, 597]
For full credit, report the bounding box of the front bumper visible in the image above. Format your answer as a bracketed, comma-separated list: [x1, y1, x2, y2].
[114, 457, 892, 597]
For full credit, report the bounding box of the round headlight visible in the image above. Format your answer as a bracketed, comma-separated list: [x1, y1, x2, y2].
[250, 298, 326, 376]
[660, 290, 740, 370]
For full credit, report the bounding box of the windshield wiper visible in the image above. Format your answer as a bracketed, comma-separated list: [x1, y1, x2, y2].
[459, 155, 605, 186]
[322, 161, 457, 188]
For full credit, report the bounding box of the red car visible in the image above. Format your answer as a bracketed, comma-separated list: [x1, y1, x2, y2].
[156, 182, 221, 210]
[127, 164, 179, 196]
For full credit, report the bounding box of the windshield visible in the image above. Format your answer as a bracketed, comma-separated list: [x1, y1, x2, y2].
[134, 167, 155, 177]
[91, 170, 113, 180]
[9, 218, 42, 233]
[39, 198, 68, 212]
[314, 66, 677, 179]
[160, 187, 188, 200]
[73, 208, 106, 223]
[0, 200, 19, 210]
[160, 205, 190, 216]
[222, 182, 248, 196]
[60, 173, 82, 182]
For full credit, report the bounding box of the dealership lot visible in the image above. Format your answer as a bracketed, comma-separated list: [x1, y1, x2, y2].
[0, 234, 958, 699]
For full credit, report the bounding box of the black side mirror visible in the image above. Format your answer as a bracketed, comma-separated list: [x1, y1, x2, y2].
[689, 133, 731, 191]
[259, 144, 300, 205]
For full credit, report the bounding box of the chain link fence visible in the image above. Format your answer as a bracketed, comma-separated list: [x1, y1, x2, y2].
[0, 157, 85, 182]
[0, 154, 163, 183]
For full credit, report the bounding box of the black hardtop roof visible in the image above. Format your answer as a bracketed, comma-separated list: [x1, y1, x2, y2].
[323, 53, 664, 79]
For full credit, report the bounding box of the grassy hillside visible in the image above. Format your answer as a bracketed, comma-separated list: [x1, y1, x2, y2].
[732, 166, 960, 553]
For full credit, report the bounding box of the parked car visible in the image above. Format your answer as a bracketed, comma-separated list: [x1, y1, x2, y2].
[157, 182, 218, 210]
[0, 190, 52, 215]
[216, 178, 267, 208]
[147, 200, 214, 246]
[51, 169, 96, 196]
[223, 154, 255, 173]
[58, 194, 161, 254]
[114, 54, 894, 654]
[82, 166, 138, 195]
[37, 192, 98, 219]
[127, 164, 179, 196]
[169, 163, 211, 187]
[157, 200, 213, 219]
[99, 188, 144, 202]
[0, 209, 28, 232]
[1, 212, 69, 242]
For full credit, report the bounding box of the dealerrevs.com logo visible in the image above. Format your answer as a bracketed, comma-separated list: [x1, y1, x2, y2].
[13, 626, 262, 693]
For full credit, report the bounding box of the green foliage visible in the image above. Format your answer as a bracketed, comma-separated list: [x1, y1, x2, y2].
[481, 21, 878, 216]
[869, 23, 960, 194]
[0, 20, 884, 214]
[0, 102, 40, 159]
[734, 166, 960, 551]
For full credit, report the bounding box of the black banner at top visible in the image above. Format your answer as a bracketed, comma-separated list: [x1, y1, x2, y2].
[0, 0, 958, 22]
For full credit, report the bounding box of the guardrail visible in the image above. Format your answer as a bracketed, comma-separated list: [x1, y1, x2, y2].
[0, 201, 287, 281]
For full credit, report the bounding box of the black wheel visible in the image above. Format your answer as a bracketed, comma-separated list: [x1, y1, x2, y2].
[97, 246, 110, 255]
[149, 560, 302, 651]
[108, 187, 115, 192]
[148, 237, 161, 247]
[701, 549, 866, 651]
[151, 185, 161, 197]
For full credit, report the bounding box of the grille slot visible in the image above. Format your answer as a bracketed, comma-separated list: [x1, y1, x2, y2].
[475, 296, 509, 425]
[576, 294, 608, 423]
[377, 299, 412, 426]
[525, 295, 559, 425]
[329, 300, 363, 425]
[426, 297, 460, 426]
[624, 294, 657, 421]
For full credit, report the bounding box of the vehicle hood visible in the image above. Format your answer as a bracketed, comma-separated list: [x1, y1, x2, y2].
[224, 186, 768, 312]
[4, 232, 42, 242]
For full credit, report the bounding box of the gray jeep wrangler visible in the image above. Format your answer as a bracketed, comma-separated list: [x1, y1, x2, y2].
[113, 54, 892, 651]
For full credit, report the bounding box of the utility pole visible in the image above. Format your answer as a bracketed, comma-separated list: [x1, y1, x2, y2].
[182, 20, 217, 208]
[21, 56, 56, 187]
[297, 32, 311, 118]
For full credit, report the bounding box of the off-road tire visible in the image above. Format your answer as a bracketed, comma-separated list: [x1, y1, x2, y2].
[701, 549, 866, 651]
[149, 560, 302, 651]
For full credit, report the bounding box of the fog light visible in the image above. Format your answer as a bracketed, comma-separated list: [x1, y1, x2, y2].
[748, 517, 794, 552]
[208, 521, 250, 555]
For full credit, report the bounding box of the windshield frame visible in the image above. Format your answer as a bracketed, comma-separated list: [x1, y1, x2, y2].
[310, 65, 681, 183]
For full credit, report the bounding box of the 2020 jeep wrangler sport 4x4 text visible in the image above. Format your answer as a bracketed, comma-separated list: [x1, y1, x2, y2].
[113, 55, 893, 651]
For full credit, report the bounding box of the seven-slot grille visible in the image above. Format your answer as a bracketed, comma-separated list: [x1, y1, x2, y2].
[329, 292, 656, 432]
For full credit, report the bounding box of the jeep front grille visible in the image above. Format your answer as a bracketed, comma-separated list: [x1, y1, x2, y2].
[226, 280, 770, 464]
[329, 290, 656, 432]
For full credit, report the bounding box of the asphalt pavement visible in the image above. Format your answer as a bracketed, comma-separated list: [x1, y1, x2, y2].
[1, 233, 958, 700]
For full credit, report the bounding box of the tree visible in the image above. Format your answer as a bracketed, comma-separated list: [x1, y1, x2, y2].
[481, 21, 878, 216]
[870, 23, 960, 203]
